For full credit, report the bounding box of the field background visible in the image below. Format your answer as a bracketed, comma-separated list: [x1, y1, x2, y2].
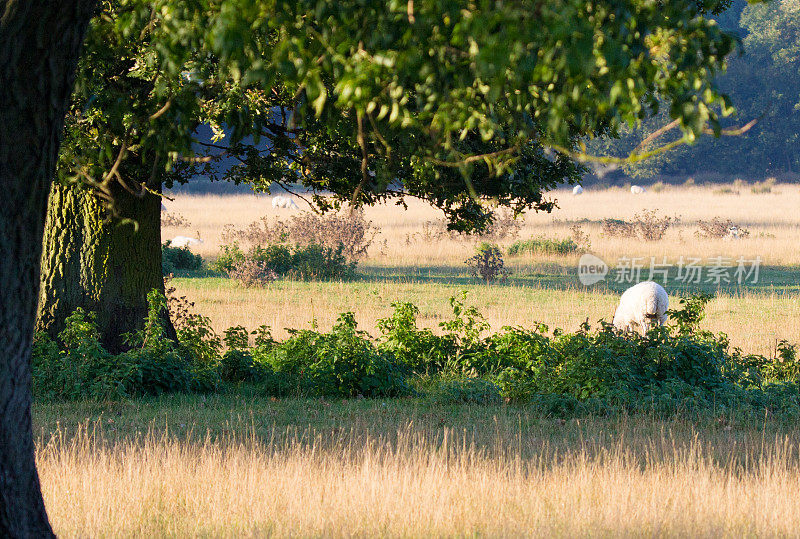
[163, 184, 800, 357]
[34, 182, 800, 537]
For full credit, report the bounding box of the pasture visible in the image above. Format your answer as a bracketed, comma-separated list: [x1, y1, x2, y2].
[164, 184, 800, 356]
[37, 182, 800, 536]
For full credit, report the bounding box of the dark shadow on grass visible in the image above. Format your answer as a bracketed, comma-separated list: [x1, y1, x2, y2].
[354, 264, 800, 295]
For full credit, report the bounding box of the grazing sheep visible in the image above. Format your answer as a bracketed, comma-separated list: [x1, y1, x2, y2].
[572, 185, 584, 195]
[271, 195, 299, 209]
[170, 236, 204, 248]
[612, 281, 669, 336]
[630, 185, 646, 194]
[723, 226, 742, 241]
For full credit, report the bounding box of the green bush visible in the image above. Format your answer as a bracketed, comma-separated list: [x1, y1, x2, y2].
[263, 312, 410, 398]
[162, 241, 204, 274]
[508, 237, 579, 256]
[213, 242, 354, 281]
[33, 292, 219, 400]
[465, 242, 509, 283]
[425, 376, 502, 405]
[31, 289, 800, 417]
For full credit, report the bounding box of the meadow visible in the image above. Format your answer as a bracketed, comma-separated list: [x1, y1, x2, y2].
[163, 183, 800, 356]
[36, 182, 800, 536]
[34, 395, 800, 537]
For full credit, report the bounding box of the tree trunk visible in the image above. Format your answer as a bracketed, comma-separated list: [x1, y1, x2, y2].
[37, 178, 176, 353]
[0, 1, 96, 536]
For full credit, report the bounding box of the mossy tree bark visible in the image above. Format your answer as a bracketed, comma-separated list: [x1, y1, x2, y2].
[0, 1, 95, 536]
[36, 172, 176, 354]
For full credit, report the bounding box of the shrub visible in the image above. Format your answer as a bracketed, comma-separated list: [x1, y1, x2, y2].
[221, 209, 377, 262]
[32, 289, 800, 417]
[425, 376, 502, 405]
[33, 292, 219, 400]
[406, 209, 520, 244]
[601, 210, 675, 241]
[263, 312, 409, 398]
[695, 218, 750, 239]
[465, 242, 509, 283]
[214, 242, 354, 283]
[161, 212, 191, 227]
[508, 237, 579, 256]
[162, 241, 203, 274]
[570, 225, 591, 251]
[377, 301, 457, 373]
[227, 258, 278, 287]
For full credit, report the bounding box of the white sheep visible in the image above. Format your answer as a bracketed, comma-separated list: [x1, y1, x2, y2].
[612, 281, 669, 336]
[272, 195, 299, 209]
[170, 236, 204, 248]
[723, 226, 742, 241]
[572, 185, 584, 195]
[630, 185, 646, 194]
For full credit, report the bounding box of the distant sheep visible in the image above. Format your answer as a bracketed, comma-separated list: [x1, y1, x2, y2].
[272, 195, 299, 209]
[723, 226, 742, 241]
[170, 236, 203, 248]
[612, 281, 668, 336]
[630, 185, 646, 194]
[572, 185, 584, 195]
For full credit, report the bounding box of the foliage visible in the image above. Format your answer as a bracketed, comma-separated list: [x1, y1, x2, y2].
[602, 210, 675, 241]
[465, 243, 509, 283]
[162, 241, 204, 274]
[226, 259, 279, 288]
[32, 293, 219, 400]
[61, 0, 739, 232]
[508, 237, 579, 256]
[214, 242, 355, 282]
[33, 289, 800, 417]
[262, 312, 410, 398]
[221, 209, 377, 262]
[695, 218, 749, 239]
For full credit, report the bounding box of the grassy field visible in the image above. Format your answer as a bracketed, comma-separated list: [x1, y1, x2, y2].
[34, 183, 800, 536]
[164, 183, 800, 357]
[34, 394, 800, 536]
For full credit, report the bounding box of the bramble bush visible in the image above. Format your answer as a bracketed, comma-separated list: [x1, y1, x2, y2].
[508, 237, 579, 256]
[465, 242, 509, 283]
[162, 241, 204, 274]
[32, 290, 800, 417]
[213, 242, 354, 284]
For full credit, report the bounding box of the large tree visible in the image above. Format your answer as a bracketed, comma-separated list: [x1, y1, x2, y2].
[41, 0, 737, 351]
[0, 2, 97, 536]
[2, 0, 736, 533]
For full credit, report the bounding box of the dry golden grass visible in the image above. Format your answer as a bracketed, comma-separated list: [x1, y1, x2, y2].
[36, 183, 800, 537]
[163, 184, 800, 266]
[39, 417, 800, 537]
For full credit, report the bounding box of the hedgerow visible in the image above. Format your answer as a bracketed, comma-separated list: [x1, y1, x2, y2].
[32, 291, 800, 417]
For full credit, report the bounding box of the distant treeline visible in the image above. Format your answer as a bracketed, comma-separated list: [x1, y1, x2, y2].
[586, 0, 800, 183]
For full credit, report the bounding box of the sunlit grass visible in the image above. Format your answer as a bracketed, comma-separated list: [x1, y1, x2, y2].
[36, 396, 800, 537]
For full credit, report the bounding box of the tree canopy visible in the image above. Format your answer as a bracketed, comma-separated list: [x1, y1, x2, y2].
[62, 0, 738, 228]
